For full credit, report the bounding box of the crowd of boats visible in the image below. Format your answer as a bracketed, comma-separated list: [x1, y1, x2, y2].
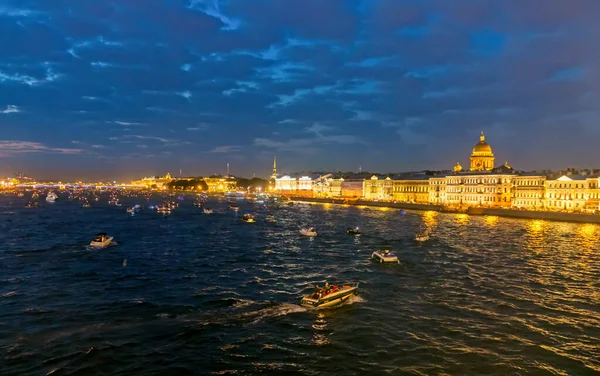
[6, 188, 432, 309]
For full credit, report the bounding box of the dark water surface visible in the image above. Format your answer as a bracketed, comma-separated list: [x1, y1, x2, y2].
[1, 195, 599, 375]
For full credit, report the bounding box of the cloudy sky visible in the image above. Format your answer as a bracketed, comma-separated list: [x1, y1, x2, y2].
[0, 0, 598, 180]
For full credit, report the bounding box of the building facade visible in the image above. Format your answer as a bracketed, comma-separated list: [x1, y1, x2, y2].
[513, 175, 546, 209]
[392, 178, 430, 204]
[363, 176, 393, 201]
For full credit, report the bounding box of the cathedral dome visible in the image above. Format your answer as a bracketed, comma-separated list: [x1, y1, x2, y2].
[472, 131, 493, 155]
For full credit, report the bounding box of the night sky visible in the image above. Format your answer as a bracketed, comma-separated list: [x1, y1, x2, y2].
[1, 1, 598, 180]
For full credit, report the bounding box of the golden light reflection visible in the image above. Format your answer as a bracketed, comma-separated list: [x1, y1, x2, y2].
[455, 213, 470, 225]
[358, 205, 367, 209]
[525, 219, 547, 253]
[378, 206, 389, 212]
[484, 215, 499, 227]
[323, 203, 332, 210]
[576, 223, 599, 254]
[421, 210, 438, 231]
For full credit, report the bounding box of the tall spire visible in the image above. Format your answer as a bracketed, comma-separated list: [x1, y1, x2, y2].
[271, 156, 278, 180]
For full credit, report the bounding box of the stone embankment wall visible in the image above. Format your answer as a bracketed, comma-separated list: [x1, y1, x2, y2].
[289, 196, 600, 224]
[289, 197, 443, 212]
[467, 207, 600, 224]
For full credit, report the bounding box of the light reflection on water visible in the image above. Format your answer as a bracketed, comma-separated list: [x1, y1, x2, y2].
[1, 196, 599, 375]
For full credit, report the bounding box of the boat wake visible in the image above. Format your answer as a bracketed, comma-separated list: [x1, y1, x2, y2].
[180, 301, 307, 327]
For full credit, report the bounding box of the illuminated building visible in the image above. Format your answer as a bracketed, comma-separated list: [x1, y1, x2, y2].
[363, 176, 393, 201]
[544, 175, 600, 212]
[204, 176, 236, 193]
[428, 177, 447, 205]
[513, 174, 546, 209]
[131, 173, 173, 188]
[470, 131, 495, 171]
[392, 177, 430, 204]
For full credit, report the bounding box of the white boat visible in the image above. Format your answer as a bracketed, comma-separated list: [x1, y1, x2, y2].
[415, 233, 429, 242]
[203, 208, 213, 214]
[90, 232, 114, 248]
[300, 282, 359, 309]
[300, 227, 317, 237]
[46, 192, 58, 202]
[371, 249, 399, 263]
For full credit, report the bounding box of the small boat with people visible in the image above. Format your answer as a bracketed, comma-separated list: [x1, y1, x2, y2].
[299, 227, 317, 237]
[346, 226, 361, 235]
[203, 208, 213, 214]
[24, 201, 39, 208]
[46, 192, 58, 202]
[241, 213, 255, 223]
[415, 232, 430, 242]
[300, 282, 359, 309]
[371, 249, 399, 263]
[82, 201, 91, 208]
[32, 192, 39, 199]
[89, 232, 114, 248]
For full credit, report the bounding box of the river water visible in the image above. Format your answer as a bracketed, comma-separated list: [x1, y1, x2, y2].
[1, 194, 599, 375]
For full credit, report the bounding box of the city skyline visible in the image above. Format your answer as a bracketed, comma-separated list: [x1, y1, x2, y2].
[1, 1, 599, 180]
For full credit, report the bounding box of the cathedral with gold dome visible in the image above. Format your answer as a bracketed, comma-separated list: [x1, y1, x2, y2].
[470, 131, 494, 171]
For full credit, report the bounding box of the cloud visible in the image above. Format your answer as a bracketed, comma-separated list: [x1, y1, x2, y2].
[0, 141, 82, 156]
[112, 121, 146, 126]
[187, 124, 209, 131]
[0, 0, 599, 176]
[209, 145, 241, 153]
[1, 105, 20, 114]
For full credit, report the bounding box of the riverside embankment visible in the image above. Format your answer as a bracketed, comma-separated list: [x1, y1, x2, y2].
[289, 196, 600, 224]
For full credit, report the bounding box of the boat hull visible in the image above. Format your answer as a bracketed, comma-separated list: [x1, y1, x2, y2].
[300, 285, 358, 309]
[372, 252, 399, 263]
[90, 237, 113, 248]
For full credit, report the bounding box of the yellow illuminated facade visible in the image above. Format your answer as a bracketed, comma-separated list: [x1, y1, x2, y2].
[392, 179, 430, 204]
[204, 176, 236, 193]
[363, 176, 393, 201]
[131, 173, 173, 188]
[470, 132, 494, 171]
[513, 175, 546, 209]
[544, 175, 600, 212]
[445, 174, 514, 208]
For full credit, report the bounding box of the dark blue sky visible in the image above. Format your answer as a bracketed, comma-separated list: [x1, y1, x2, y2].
[1, 0, 598, 180]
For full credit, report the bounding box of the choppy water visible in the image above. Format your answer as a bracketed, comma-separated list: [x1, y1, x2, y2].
[1, 194, 599, 375]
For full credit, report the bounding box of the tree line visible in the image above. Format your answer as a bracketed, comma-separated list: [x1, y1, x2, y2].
[166, 177, 270, 191]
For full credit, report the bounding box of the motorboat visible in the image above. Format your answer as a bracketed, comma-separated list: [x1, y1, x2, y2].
[90, 232, 114, 248]
[32, 192, 39, 199]
[203, 208, 214, 214]
[300, 227, 317, 237]
[46, 192, 58, 202]
[82, 202, 91, 208]
[127, 204, 142, 213]
[156, 204, 171, 213]
[371, 249, 399, 263]
[346, 226, 361, 235]
[24, 201, 39, 208]
[300, 282, 359, 309]
[241, 214, 255, 223]
[415, 233, 430, 242]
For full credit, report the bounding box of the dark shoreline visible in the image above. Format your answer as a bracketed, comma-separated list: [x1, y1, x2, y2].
[288, 196, 600, 225]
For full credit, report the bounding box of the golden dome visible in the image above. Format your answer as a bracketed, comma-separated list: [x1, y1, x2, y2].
[472, 131, 493, 154]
